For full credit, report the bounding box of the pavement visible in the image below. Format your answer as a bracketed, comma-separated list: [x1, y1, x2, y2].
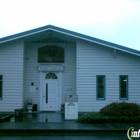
[0, 112, 140, 138]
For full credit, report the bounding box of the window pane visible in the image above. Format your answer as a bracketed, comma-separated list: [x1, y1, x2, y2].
[0, 75, 2, 99]
[46, 84, 48, 103]
[45, 73, 58, 79]
[97, 76, 105, 99]
[120, 76, 128, 99]
[38, 45, 64, 63]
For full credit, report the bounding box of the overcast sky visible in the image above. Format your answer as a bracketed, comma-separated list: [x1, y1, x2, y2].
[0, 0, 140, 50]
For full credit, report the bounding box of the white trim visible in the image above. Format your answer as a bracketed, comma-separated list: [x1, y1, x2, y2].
[38, 66, 64, 71]
[0, 27, 52, 44]
[39, 71, 62, 111]
[1, 27, 139, 56]
[48, 29, 140, 57]
[59, 71, 62, 108]
[21, 42, 24, 108]
[76, 42, 78, 96]
[39, 71, 43, 111]
[43, 80, 59, 111]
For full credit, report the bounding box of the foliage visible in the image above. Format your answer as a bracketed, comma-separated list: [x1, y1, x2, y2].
[77, 102, 140, 123]
[100, 102, 140, 117]
[77, 112, 140, 123]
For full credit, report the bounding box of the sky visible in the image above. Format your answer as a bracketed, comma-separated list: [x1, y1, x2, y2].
[0, 0, 140, 50]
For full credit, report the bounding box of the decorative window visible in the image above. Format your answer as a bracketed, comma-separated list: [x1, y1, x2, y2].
[45, 73, 58, 79]
[96, 75, 105, 100]
[0, 75, 3, 99]
[120, 75, 128, 99]
[38, 45, 64, 63]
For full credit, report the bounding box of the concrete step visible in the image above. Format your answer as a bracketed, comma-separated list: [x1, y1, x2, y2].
[0, 122, 134, 136]
[0, 115, 12, 122]
[0, 129, 126, 136]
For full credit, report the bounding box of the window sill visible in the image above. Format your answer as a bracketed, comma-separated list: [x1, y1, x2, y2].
[96, 98, 105, 100]
[120, 98, 128, 100]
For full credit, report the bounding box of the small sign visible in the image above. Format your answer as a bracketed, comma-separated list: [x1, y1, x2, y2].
[29, 86, 36, 92]
[68, 103, 75, 106]
[65, 87, 74, 91]
[38, 66, 63, 71]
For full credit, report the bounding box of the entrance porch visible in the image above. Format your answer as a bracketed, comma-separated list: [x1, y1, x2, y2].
[23, 31, 76, 111]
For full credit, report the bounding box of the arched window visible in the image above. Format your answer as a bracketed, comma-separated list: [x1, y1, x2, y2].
[38, 45, 64, 63]
[45, 73, 58, 79]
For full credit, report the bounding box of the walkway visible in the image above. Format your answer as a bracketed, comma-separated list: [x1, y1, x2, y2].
[0, 112, 139, 138]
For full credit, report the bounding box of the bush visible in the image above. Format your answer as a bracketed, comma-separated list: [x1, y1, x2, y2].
[77, 102, 140, 123]
[77, 112, 140, 123]
[77, 113, 110, 123]
[100, 102, 140, 117]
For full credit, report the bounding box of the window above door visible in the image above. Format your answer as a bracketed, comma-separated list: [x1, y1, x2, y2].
[45, 73, 58, 79]
[38, 45, 64, 63]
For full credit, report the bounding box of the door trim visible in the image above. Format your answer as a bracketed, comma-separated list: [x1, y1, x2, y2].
[43, 80, 59, 111]
[39, 71, 62, 111]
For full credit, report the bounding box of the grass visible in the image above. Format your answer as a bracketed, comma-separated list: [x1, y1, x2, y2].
[77, 112, 140, 123]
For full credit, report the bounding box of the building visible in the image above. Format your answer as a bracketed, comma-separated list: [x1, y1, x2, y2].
[0, 25, 140, 112]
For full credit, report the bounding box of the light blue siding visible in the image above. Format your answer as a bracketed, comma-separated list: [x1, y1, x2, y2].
[77, 40, 140, 112]
[24, 43, 76, 108]
[0, 40, 24, 112]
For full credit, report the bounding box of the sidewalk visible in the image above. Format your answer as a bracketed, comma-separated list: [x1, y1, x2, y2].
[0, 121, 140, 136]
[0, 112, 140, 136]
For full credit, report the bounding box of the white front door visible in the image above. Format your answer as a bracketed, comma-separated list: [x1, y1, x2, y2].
[43, 80, 59, 111]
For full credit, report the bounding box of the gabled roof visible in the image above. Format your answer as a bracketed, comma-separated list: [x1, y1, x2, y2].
[0, 24, 140, 56]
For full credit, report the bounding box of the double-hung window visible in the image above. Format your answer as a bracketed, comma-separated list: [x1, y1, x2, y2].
[120, 75, 128, 99]
[96, 75, 105, 100]
[0, 75, 3, 99]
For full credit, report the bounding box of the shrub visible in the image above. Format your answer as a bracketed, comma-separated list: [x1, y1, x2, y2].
[100, 102, 140, 117]
[77, 112, 140, 123]
[77, 112, 108, 123]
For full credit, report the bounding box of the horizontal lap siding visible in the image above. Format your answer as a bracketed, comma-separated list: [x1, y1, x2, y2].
[0, 40, 24, 112]
[24, 43, 40, 105]
[23, 44, 26, 107]
[77, 40, 140, 112]
[62, 43, 76, 102]
[25, 43, 76, 107]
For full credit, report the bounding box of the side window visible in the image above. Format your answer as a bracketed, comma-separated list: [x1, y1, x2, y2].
[0, 75, 3, 99]
[96, 75, 105, 100]
[120, 75, 128, 99]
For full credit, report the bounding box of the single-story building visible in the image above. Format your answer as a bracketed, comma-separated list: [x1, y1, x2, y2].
[0, 25, 140, 112]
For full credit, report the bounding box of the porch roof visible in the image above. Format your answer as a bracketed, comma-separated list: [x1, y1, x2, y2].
[0, 25, 140, 56]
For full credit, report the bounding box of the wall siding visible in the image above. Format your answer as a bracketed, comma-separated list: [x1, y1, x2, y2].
[0, 40, 24, 112]
[77, 40, 140, 112]
[23, 43, 26, 107]
[24, 43, 76, 109]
